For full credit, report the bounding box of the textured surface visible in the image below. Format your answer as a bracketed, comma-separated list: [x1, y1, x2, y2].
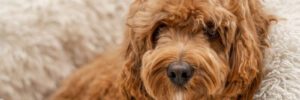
[0, 0, 299, 100]
[0, 0, 129, 100]
[255, 0, 300, 99]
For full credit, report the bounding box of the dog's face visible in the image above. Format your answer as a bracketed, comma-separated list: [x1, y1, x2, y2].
[141, 24, 230, 99]
[122, 0, 273, 99]
[138, 1, 234, 99]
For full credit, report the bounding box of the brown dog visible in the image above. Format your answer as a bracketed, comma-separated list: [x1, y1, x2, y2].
[51, 0, 276, 99]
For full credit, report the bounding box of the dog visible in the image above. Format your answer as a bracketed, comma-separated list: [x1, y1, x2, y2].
[51, 0, 276, 99]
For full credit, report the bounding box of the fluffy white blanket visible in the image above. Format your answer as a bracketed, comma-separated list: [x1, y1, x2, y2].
[0, 0, 298, 100]
[0, 0, 128, 99]
[255, 0, 300, 99]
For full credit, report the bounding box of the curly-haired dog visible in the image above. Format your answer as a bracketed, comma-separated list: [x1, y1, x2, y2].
[51, 0, 275, 99]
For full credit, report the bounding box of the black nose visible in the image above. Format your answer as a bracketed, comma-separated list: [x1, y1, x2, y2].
[167, 62, 193, 86]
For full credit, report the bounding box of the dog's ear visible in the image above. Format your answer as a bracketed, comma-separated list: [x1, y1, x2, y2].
[120, 0, 160, 99]
[223, 0, 275, 99]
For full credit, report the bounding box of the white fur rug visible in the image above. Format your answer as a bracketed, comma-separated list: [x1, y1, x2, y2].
[0, 0, 299, 100]
[0, 0, 128, 99]
[255, 0, 300, 99]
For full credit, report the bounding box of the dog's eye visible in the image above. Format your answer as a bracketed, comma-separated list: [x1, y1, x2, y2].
[204, 22, 219, 40]
[205, 28, 219, 39]
[151, 24, 166, 47]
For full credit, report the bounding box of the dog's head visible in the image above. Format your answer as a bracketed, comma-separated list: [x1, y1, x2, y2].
[121, 0, 274, 99]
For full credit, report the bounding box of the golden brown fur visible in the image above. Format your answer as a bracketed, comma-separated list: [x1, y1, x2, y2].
[51, 0, 276, 99]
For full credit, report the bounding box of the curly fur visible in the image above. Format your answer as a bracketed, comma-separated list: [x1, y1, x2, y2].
[51, 0, 275, 99]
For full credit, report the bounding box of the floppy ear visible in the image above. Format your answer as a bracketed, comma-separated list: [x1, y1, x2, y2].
[119, 0, 161, 99]
[223, 0, 275, 99]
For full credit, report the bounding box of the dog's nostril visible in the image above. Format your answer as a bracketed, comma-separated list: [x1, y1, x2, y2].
[170, 72, 176, 78]
[182, 72, 187, 78]
[167, 62, 193, 86]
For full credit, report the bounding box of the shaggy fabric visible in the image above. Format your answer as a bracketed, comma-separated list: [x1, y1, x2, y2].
[255, 0, 300, 99]
[0, 0, 299, 100]
[0, 0, 129, 100]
